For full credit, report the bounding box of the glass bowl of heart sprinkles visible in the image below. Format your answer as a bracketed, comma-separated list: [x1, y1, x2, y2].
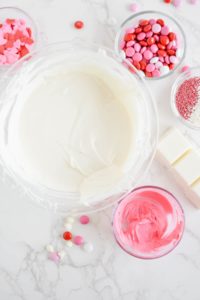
[171, 67, 200, 130]
[0, 6, 37, 67]
[115, 11, 186, 79]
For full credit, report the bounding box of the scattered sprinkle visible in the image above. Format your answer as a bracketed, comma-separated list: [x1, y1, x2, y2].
[74, 20, 84, 29]
[173, 0, 182, 7]
[66, 240, 73, 248]
[63, 231, 72, 240]
[65, 216, 75, 224]
[48, 252, 60, 263]
[0, 18, 34, 65]
[181, 65, 190, 73]
[46, 244, 54, 252]
[73, 235, 84, 246]
[64, 222, 72, 230]
[79, 215, 90, 225]
[129, 3, 139, 12]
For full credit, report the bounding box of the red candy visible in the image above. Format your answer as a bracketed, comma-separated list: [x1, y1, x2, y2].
[63, 231, 72, 240]
[164, 0, 172, 3]
[139, 20, 149, 26]
[158, 43, 166, 50]
[157, 50, 167, 57]
[168, 32, 176, 41]
[74, 20, 84, 29]
[124, 33, 135, 42]
[122, 17, 180, 78]
[147, 37, 155, 45]
[135, 27, 142, 34]
[143, 24, 151, 32]
[160, 35, 169, 45]
[167, 49, 176, 55]
[157, 19, 165, 26]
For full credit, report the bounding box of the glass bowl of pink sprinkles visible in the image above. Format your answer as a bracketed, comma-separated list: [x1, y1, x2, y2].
[115, 11, 186, 80]
[171, 66, 200, 129]
[0, 6, 38, 67]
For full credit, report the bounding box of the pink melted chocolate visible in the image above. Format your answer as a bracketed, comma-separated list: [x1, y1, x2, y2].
[113, 187, 184, 258]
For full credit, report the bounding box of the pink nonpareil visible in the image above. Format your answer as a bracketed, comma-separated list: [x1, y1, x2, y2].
[113, 186, 184, 258]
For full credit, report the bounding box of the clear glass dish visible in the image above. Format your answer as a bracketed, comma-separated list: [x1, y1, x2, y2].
[112, 186, 185, 259]
[171, 66, 200, 130]
[0, 6, 38, 70]
[115, 11, 186, 80]
[0, 40, 158, 214]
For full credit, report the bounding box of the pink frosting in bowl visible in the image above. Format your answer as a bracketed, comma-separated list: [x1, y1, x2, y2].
[112, 186, 185, 259]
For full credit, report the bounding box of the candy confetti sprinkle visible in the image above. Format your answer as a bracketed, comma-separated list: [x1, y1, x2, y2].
[0, 18, 34, 65]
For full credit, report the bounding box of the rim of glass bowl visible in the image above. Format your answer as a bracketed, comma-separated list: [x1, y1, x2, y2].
[115, 10, 186, 80]
[112, 185, 185, 259]
[171, 66, 200, 130]
[0, 6, 38, 70]
[0, 40, 158, 215]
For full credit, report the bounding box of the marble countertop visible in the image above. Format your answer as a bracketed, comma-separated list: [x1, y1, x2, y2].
[1, 0, 200, 299]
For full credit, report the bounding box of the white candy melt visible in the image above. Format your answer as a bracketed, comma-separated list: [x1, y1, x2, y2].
[157, 128, 191, 164]
[174, 151, 200, 185]
[157, 128, 200, 208]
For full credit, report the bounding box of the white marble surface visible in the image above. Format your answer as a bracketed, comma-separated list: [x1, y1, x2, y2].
[1, 0, 200, 299]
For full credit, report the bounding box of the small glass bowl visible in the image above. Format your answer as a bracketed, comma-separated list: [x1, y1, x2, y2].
[112, 186, 185, 259]
[171, 66, 200, 130]
[115, 11, 186, 80]
[0, 6, 38, 69]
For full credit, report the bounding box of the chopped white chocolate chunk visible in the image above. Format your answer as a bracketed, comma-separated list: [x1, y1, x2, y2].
[157, 128, 191, 164]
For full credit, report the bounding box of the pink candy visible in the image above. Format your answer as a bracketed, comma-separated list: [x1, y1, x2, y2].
[133, 52, 142, 61]
[48, 252, 60, 263]
[79, 215, 90, 225]
[181, 65, 190, 72]
[137, 32, 146, 40]
[173, 0, 182, 7]
[129, 2, 139, 12]
[143, 50, 153, 60]
[73, 235, 84, 246]
[161, 26, 170, 35]
[152, 23, 161, 33]
[134, 43, 141, 52]
[146, 63, 155, 72]
[126, 47, 135, 57]
[150, 44, 158, 53]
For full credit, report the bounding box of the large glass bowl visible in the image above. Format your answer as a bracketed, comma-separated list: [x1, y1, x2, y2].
[115, 11, 186, 80]
[0, 41, 158, 214]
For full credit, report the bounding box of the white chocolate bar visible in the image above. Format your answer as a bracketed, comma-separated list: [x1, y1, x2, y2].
[157, 128, 200, 208]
